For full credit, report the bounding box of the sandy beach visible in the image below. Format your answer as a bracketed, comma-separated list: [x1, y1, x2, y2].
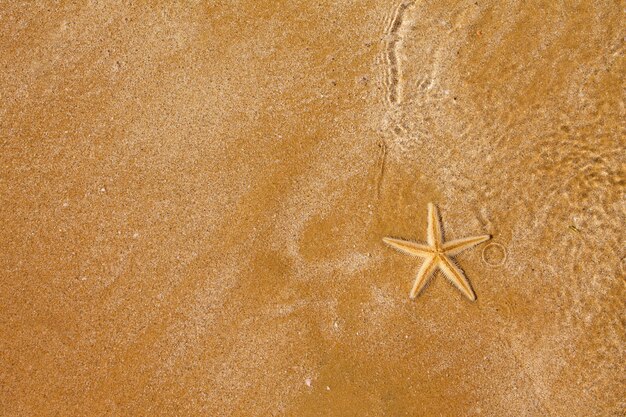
[1, 1, 624, 415]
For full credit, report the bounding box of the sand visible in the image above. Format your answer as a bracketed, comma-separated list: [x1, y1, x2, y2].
[1, 1, 624, 416]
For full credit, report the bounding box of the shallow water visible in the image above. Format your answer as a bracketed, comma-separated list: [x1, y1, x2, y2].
[1, 1, 624, 415]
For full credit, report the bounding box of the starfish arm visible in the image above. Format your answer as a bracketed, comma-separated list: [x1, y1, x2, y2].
[442, 234, 491, 256]
[410, 255, 438, 299]
[383, 237, 433, 258]
[427, 203, 443, 247]
[438, 255, 477, 301]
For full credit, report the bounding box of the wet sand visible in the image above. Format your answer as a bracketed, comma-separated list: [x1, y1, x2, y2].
[1, 1, 624, 416]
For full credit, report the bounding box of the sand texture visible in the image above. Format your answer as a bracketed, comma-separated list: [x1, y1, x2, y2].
[1, 1, 624, 416]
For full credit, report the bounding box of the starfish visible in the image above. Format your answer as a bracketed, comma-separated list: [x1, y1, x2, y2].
[383, 203, 490, 301]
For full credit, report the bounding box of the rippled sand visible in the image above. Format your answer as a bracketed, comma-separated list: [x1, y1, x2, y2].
[1, 1, 624, 416]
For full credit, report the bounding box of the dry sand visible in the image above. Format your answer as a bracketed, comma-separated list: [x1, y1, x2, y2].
[1, 1, 624, 416]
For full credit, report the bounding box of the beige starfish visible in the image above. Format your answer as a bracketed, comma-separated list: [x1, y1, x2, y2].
[383, 203, 490, 301]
